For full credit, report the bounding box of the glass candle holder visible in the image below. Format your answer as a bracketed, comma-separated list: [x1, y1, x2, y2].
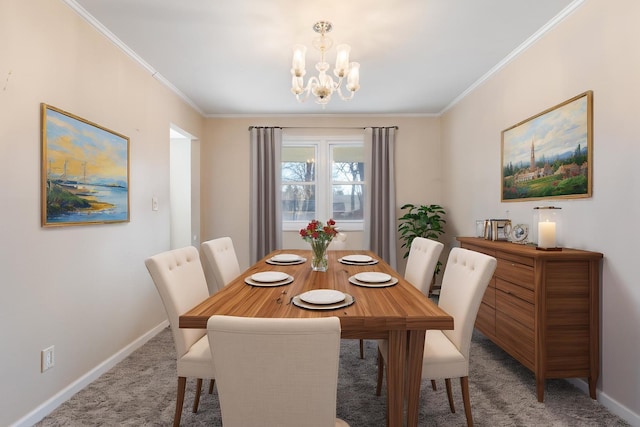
[532, 206, 562, 250]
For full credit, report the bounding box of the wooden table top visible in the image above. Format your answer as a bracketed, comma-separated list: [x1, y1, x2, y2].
[179, 250, 453, 337]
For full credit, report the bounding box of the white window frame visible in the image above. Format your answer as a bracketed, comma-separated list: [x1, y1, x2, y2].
[282, 135, 365, 232]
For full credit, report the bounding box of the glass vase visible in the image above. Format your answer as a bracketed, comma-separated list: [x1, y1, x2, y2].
[310, 239, 330, 272]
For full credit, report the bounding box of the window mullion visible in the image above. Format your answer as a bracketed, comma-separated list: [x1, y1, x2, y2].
[318, 139, 330, 221]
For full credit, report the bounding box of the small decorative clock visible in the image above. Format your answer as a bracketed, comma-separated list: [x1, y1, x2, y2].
[510, 224, 529, 244]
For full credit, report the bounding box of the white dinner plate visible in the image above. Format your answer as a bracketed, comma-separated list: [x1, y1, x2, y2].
[338, 258, 379, 266]
[292, 293, 355, 310]
[251, 271, 289, 283]
[299, 289, 346, 305]
[342, 254, 373, 263]
[266, 257, 306, 266]
[354, 272, 391, 283]
[348, 275, 398, 288]
[271, 254, 302, 263]
[244, 275, 293, 287]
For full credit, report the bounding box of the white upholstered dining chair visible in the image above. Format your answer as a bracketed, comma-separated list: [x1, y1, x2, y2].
[359, 237, 444, 359]
[404, 236, 445, 296]
[328, 232, 347, 250]
[376, 247, 497, 427]
[145, 246, 216, 427]
[207, 315, 350, 427]
[201, 237, 240, 292]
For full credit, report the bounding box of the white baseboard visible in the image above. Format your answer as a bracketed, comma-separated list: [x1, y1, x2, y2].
[567, 378, 640, 427]
[11, 321, 169, 427]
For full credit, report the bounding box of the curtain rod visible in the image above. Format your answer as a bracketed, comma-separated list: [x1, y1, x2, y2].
[247, 126, 398, 131]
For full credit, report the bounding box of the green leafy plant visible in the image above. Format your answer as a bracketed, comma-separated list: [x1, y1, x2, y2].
[398, 203, 446, 274]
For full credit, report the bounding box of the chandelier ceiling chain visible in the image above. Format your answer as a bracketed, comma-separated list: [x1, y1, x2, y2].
[290, 21, 360, 107]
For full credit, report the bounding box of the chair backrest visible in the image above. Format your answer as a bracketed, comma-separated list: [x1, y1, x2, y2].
[201, 237, 240, 292]
[438, 247, 497, 358]
[328, 232, 347, 250]
[145, 246, 209, 358]
[207, 315, 342, 427]
[404, 237, 444, 295]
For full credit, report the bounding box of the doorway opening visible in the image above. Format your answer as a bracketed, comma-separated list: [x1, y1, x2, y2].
[169, 126, 200, 249]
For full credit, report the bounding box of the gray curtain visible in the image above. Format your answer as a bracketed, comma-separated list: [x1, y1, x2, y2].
[364, 127, 397, 269]
[249, 127, 282, 264]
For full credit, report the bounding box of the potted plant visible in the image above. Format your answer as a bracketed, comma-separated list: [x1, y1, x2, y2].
[397, 203, 446, 275]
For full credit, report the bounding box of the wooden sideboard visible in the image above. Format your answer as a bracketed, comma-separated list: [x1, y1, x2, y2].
[457, 237, 603, 402]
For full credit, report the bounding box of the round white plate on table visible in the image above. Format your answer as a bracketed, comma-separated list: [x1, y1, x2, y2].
[252, 271, 289, 282]
[338, 255, 378, 265]
[299, 289, 346, 305]
[354, 272, 391, 283]
[342, 254, 373, 263]
[266, 254, 306, 265]
[292, 293, 355, 310]
[272, 254, 302, 263]
[244, 272, 293, 287]
[348, 274, 398, 288]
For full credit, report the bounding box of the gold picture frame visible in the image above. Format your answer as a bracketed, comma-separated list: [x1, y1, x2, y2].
[41, 104, 130, 227]
[501, 91, 593, 202]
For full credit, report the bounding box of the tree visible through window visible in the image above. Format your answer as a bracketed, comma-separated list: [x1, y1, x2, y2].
[282, 136, 364, 231]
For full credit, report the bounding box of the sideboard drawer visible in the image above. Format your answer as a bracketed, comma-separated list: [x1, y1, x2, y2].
[475, 302, 495, 336]
[495, 258, 534, 291]
[481, 279, 496, 308]
[496, 277, 533, 304]
[496, 288, 534, 327]
[496, 311, 534, 369]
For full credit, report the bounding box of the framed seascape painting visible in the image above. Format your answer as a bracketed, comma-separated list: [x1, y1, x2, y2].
[501, 91, 593, 202]
[41, 104, 130, 227]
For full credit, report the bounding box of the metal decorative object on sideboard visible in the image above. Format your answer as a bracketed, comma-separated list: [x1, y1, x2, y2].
[457, 237, 603, 402]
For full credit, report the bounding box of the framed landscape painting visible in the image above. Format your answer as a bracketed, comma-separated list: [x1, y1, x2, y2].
[41, 104, 130, 227]
[501, 91, 593, 202]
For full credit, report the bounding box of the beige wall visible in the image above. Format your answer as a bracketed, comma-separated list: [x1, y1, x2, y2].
[441, 0, 639, 422]
[201, 115, 442, 273]
[0, 1, 204, 425]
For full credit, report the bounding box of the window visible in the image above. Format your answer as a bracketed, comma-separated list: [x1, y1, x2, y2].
[282, 136, 365, 231]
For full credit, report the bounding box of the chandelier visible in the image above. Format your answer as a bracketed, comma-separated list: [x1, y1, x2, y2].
[290, 21, 360, 107]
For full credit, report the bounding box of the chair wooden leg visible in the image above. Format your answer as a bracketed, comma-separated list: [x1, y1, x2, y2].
[460, 376, 473, 427]
[208, 379, 215, 394]
[359, 339, 364, 359]
[445, 378, 455, 413]
[376, 347, 384, 396]
[192, 378, 203, 413]
[431, 379, 437, 390]
[174, 376, 187, 427]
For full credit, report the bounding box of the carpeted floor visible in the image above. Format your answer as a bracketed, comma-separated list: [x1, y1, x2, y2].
[37, 327, 629, 426]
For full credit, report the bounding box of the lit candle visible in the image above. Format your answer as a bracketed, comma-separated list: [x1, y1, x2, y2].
[538, 221, 556, 249]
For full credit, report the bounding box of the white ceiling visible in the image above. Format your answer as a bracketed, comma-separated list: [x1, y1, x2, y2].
[66, 0, 581, 117]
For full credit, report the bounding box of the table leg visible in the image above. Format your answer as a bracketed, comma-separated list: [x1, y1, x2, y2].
[406, 330, 426, 427]
[386, 330, 407, 427]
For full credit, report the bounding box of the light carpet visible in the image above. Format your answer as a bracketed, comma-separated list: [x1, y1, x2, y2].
[36, 328, 629, 426]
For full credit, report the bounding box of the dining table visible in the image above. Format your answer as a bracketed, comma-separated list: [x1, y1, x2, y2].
[179, 249, 453, 427]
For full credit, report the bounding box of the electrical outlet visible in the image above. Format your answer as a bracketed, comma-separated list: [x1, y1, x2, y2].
[41, 346, 55, 372]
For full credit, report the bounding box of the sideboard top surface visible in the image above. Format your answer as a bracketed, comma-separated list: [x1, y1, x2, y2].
[456, 237, 603, 260]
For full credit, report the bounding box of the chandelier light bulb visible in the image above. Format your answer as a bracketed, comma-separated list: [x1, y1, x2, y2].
[346, 62, 360, 92]
[291, 44, 307, 77]
[290, 21, 360, 107]
[334, 44, 350, 78]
